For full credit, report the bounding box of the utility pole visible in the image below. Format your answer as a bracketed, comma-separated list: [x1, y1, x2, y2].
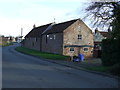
[21, 28, 23, 42]
[54, 18, 55, 23]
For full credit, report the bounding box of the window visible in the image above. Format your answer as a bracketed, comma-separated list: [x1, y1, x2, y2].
[70, 48, 74, 51]
[83, 48, 88, 52]
[78, 35, 82, 39]
[54, 35, 56, 40]
[47, 35, 49, 38]
[50, 37, 53, 39]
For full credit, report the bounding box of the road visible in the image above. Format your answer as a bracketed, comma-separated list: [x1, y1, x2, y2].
[2, 43, 119, 88]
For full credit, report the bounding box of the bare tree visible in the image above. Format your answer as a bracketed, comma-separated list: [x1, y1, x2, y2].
[85, 0, 120, 38]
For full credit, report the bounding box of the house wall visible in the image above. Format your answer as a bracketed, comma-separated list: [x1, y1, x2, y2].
[94, 32, 105, 42]
[94, 32, 105, 58]
[0, 37, 9, 46]
[41, 33, 63, 54]
[63, 47, 79, 56]
[23, 37, 41, 51]
[63, 20, 94, 58]
[80, 47, 93, 59]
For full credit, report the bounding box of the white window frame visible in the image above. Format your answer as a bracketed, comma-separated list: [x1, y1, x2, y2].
[53, 35, 56, 40]
[83, 48, 89, 52]
[50, 37, 53, 39]
[47, 35, 49, 38]
[70, 47, 74, 52]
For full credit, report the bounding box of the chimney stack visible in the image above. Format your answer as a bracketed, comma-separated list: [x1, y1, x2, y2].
[95, 28, 98, 34]
[33, 24, 36, 28]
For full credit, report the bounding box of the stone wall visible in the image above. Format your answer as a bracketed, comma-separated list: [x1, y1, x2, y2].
[23, 19, 94, 59]
[41, 33, 63, 54]
[63, 20, 94, 58]
[0, 37, 9, 46]
[23, 37, 41, 51]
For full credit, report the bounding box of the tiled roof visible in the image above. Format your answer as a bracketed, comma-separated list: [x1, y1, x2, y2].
[25, 19, 79, 38]
[25, 23, 52, 38]
[43, 19, 79, 34]
[64, 45, 94, 48]
[99, 32, 109, 37]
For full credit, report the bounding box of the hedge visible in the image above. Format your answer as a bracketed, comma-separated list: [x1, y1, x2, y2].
[101, 38, 120, 66]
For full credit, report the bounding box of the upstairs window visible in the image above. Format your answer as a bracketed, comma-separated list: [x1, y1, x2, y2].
[78, 35, 82, 40]
[53, 35, 56, 40]
[47, 35, 49, 38]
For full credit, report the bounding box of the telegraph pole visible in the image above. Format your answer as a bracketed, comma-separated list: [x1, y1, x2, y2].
[54, 18, 56, 23]
[21, 28, 23, 42]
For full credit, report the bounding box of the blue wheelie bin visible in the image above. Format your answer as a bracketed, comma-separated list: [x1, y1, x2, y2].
[79, 54, 84, 61]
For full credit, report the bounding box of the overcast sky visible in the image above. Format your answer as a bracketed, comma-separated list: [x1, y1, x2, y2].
[0, 0, 92, 37]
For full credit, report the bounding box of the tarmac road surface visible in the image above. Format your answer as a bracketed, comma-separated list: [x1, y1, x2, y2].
[2, 43, 119, 88]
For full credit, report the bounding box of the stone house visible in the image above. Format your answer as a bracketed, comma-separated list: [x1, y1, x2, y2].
[23, 19, 94, 59]
[23, 23, 52, 50]
[93, 29, 109, 58]
[0, 36, 11, 46]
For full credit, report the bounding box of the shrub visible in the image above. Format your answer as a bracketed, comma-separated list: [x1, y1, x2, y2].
[109, 63, 120, 75]
[101, 38, 120, 66]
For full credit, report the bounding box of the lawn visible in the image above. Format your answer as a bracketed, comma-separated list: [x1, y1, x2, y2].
[15, 47, 70, 60]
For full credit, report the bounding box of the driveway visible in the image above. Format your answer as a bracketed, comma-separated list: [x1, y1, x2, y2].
[2, 43, 119, 88]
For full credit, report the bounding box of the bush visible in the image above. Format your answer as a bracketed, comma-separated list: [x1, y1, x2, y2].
[101, 38, 120, 66]
[109, 63, 120, 75]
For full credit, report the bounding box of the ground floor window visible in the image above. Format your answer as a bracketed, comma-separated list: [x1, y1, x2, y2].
[70, 47, 74, 51]
[83, 48, 88, 52]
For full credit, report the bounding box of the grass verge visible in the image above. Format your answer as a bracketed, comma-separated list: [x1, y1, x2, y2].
[15, 47, 120, 77]
[86, 64, 120, 77]
[86, 66, 111, 72]
[15, 46, 70, 61]
[0, 42, 13, 47]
